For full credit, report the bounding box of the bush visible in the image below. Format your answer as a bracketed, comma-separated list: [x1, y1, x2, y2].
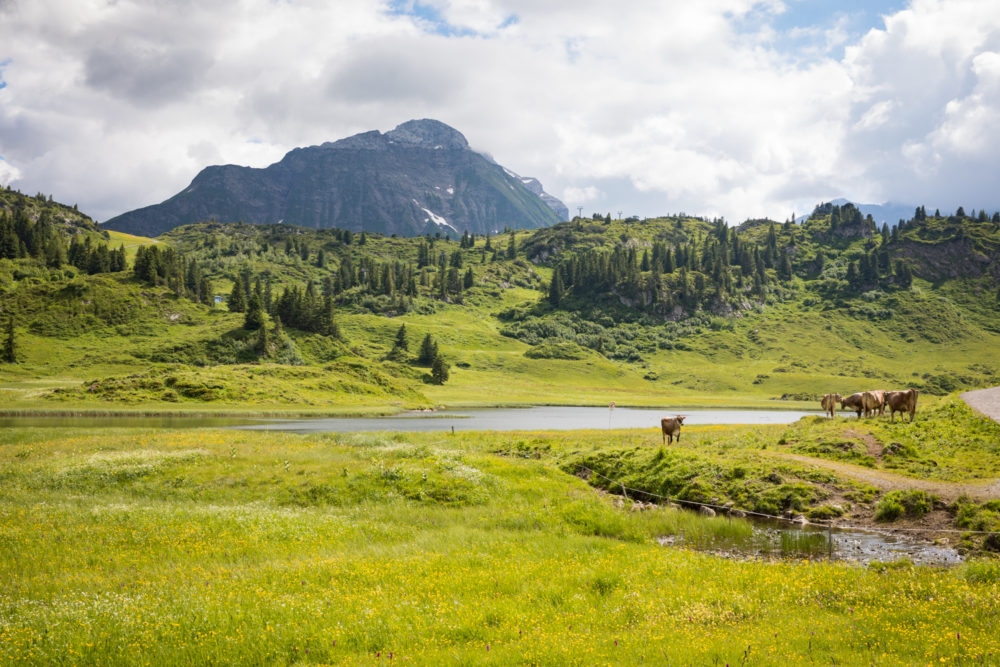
[808, 504, 846, 521]
[874, 490, 935, 522]
[524, 339, 587, 360]
[874, 496, 904, 521]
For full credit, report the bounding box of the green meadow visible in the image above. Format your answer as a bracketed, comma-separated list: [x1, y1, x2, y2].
[4, 197, 1000, 415]
[2, 424, 1000, 665]
[4, 193, 1000, 664]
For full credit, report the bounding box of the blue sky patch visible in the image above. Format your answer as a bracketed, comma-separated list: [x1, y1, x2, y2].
[737, 0, 907, 59]
[387, 0, 516, 37]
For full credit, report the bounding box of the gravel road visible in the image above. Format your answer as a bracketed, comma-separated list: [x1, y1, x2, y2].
[961, 385, 1000, 424]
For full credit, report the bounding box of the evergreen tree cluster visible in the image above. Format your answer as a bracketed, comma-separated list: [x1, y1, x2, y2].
[133, 245, 213, 305]
[274, 284, 342, 338]
[227, 269, 343, 338]
[67, 236, 127, 274]
[1, 205, 127, 274]
[548, 218, 773, 316]
[417, 333, 449, 384]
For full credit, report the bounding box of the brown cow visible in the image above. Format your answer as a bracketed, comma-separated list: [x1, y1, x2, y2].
[661, 416, 686, 444]
[821, 393, 841, 418]
[862, 390, 887, 418]
[885, 389, 919, 423]
[840, 393, 865, 418]
[867, 390, 887, 417]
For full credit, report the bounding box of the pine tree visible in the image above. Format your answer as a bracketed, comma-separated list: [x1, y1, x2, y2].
[549, 268, 565, 306]
[255, 319, 271, 356]
[2, 314, 15, 363]
[389, 324, 409, 359]
[894, 260, 913, 288]
[430, 354, 449, 385]
[228, 280, 246, 313]
[244, 294, 265, 330]
[199, 277, 213, 306]
[418, 334, 437, 365]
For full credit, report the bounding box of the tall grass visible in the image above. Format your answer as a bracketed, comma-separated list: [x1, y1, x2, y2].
[2, 426, 999, 664]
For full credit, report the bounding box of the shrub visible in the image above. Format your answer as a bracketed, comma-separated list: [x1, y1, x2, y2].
[808, 504, 846, 521]
[524, 340, 587, 360]
[875, 490, 935, 522]
[874, 495, 904, 521]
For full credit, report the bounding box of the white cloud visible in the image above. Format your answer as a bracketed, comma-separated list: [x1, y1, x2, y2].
[562, 185, 602, 204]
[0, 156, 21, 186]
[0, 0, 999, 224]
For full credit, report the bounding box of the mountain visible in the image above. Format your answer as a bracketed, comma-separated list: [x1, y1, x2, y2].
[102, 120, 566, 238]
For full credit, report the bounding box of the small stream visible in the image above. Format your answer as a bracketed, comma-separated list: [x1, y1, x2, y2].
[658, 515, 962, 566]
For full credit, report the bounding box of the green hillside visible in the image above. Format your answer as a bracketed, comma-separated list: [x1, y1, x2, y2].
[2, 189, 1000, 413]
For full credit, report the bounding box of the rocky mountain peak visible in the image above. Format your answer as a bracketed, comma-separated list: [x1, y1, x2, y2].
[385, 119, 470, 150]
[102, 119, 565, 237]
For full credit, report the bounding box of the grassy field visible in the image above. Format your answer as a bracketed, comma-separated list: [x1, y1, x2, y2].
[4, 209, 1000, 415]
[3, 267, 999, 415]
[2, 422, 999, 664]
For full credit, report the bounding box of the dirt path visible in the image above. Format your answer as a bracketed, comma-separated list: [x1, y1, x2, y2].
[961, 385, 1000, 424]
[760, 450, 1000, 503]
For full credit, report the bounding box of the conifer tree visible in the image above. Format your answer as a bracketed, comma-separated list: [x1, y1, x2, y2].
[418, 334, 437, 365]
[255, 318, 271, 356]
[894, 260, 913, 288]
[548, 268, 565, 306]
[389, 324, 408, 359]
[199, 277, 213, 306]
[228, 280, 246, 313]
[431, 354, 449, 385]
[244, 294, 265, 330]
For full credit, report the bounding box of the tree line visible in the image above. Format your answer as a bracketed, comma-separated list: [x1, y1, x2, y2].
[1, 206, 125, 274]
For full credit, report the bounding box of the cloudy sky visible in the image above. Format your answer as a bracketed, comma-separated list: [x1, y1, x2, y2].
[1, 0, 999, 223]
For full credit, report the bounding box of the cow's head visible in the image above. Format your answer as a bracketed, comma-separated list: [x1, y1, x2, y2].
[675, 416, 686, 424]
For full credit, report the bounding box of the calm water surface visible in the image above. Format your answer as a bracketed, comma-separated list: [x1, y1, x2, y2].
[0, 407, 819, 432]
[238, 406, 820, 433]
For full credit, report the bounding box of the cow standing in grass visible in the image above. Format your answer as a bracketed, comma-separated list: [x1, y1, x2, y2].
[661, 416, 685, 444]
[821, 393, 841, 418]
[841, 393, 865, 418]
[863, 390, 887, 417]
[885, 389, 919, 423]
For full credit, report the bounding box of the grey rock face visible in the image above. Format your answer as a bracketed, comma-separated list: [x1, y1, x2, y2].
[103, 119, 566, 237]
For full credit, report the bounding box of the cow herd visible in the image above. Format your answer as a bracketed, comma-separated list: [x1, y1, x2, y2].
[659, 388, 917, 445]
[821, 389, 919, 423]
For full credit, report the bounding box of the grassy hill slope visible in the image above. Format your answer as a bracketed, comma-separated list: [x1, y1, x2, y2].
[2, 194, 1000, 413]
